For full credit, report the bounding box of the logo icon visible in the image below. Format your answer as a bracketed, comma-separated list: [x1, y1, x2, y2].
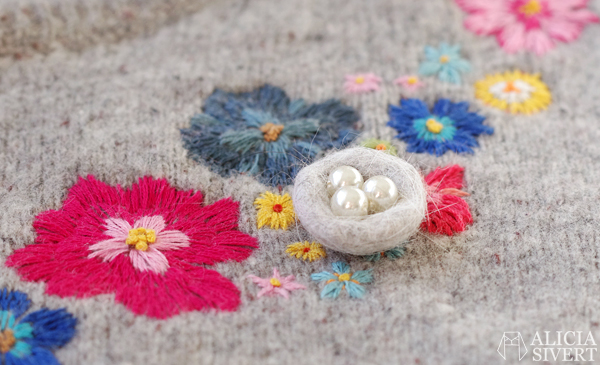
[498, 332, 528, 361]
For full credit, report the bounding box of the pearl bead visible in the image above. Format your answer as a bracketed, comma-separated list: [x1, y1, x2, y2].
[361, 175, 399, 213]
[330, 187, 369, 217]
[326, 166, 364, 196]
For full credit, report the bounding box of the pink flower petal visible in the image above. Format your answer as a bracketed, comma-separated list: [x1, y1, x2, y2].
[273, 287, 290, 299]
[257, 287, 275, 298]
[129, 247, 169, 274]
[104, 218, 131, 238]
[498, 22, 527, 53]
[133, 216, 165, 232]
[272, 268, 282, 280]
[248, 275, 271, 287]
[544, 18, 584, 42]
[525, 28, 555, 55]
[88, 237, 130, 262]
[152, 230, 190, 251]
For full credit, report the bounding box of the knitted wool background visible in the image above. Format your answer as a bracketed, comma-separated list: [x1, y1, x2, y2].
[0, 0, 599, 364]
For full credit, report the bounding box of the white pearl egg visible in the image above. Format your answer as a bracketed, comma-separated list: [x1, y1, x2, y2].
[330, 186, 369, 217]
[362, 175, 399, 213]
[326, 166, 364, 196]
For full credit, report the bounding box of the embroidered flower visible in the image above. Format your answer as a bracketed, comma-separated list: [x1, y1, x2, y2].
[311, 262, 373, 299]
[422, 165, 473, 235]
[360, 138, 398, 156]
[394, 75, 425, 92]
[180, 85, 361, 186]
[248, 268, 306, 299]
[285, 241, 327, 262]
[387, 98, 493, 156]
[0, 289, 76, 364]
[344, 73, 382, 94]
[418, 43, 471, 84]
[363, 245, 407, 261]
[254, 191, 295, 230]
[6, 176, 258, 319]
[474, 70, 551, 114]
[456, 0, 599, 55]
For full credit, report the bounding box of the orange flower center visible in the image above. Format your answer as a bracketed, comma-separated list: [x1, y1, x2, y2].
[0, 329, 16, 354]
[355, 76, 365, 84]
[126, 227, 156, 251]
[272, 204, 283, 213]
[503, 81, 521, 93]
[375, 143, 387, 151]
[519, 0, 542, 16]
[259, 123, 284, 142]
[270, 278, 281, 287]
[439, 55, 450, 64]
[426, 118, 444, 134]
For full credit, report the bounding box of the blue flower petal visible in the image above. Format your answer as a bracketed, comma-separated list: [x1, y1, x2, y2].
[351, 269, 374, 284]
[449, 59, 471, 73]
[21, 308, 77, 349]
[12, 322, 33, 340]
[320, 281, 344, 299]
[332, 261, 351, 275]
[424, 46, 440, 60]
[0, 290, 31, 318]
[344, 281, 367, 299]
[311, 272, 337, 282]
[6, 346, 60, 365]
[438, 66, 462, 84]
[418, 61, 441, 76]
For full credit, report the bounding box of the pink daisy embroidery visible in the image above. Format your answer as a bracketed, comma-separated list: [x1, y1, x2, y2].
[6, 175, 258, 319]
[344, 73, 382, 94]
[455, 0, 599, 55]
[248, 268, 306, 299]
[394, 75, 425, 92]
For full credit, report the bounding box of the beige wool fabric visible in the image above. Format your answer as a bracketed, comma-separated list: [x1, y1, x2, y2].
[1, 0, 600, 364]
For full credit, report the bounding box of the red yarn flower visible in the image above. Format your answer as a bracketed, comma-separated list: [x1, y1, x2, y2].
[422, 165, 473, 235]
[6, 176, 258, 319]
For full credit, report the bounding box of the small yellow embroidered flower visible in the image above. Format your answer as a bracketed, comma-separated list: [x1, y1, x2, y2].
[285, 241, 327, 262]
[474, 70, 551, 115]
[254, 192, 295, 230]
[125, 227, 156, 251]
[425, 118, 444, 134]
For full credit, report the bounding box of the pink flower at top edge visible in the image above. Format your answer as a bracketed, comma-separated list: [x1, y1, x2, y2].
[5, 175, 258, 319]
[344, 73, 382, 94]
[394, 75, 425, 92]
[455, 0, 599, 55]
[248, 268, 306, 299]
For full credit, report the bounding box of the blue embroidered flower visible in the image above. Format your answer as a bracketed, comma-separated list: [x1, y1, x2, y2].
[418, 43, 471, 84]
[311, 262, 373, 299]
[0, 289, 76, 364]
[181, 85, 361, 186]
[363, 245, 406, 262]
[387, 98, 494, 156]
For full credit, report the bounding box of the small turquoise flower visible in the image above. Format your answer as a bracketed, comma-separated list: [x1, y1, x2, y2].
[363, 245, 407, 262]
[0, 289, 77, 364]
[418, 43, 471, 84]
[311, 262, 373, 299]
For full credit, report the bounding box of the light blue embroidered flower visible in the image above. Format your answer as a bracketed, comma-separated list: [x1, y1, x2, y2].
[311, 262, 373, 299]
[0, 289, 77, 364]
[418, 43, 471, 84]
[363, 245, 407, 262]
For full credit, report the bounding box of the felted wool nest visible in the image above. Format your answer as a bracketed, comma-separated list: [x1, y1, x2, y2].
[293, 147, 427, 255]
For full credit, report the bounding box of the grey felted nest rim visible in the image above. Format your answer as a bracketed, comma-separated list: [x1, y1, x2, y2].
[292, 147, 427, 255]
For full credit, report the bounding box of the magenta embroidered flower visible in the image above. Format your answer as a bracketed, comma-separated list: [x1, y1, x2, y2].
[6, 176, 258, 319]
[455, 0, 599, 55]
[248, 268, 306, 299]
[394, 75, 425, 92]
[344, 73, 382, 94]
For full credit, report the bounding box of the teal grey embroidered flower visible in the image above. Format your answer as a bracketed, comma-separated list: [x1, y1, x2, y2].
[418, 43, 471, 84]
[311, 262, 373, 299]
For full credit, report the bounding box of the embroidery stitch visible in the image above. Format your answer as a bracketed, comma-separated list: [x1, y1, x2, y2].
[363, 245, 407, 261]
[387, 98, 493, 156]
[418, 43, 471, 84]
[311, 262, 373, 299]
[0, 289, 76, 364]
[285, 241, 326, 262]
[474, 70, 552, 114]
[361, 139, 398, 156]
[180, 85, 361, 186]
[455, 0, 599, 55]
[6, 176, 258, 319]
[344, 73, 382, 94]
[248, 268, 306, 299]
[394, 75, 425, 92]
[422, 165, 473, 235]
[254, 192, 295, 230]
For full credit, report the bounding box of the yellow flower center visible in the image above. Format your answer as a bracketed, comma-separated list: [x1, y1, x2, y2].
[0, 329, 16, 354]
[439, 55, 450, 64]
[407, 76, 418, 85]
[270, 278, 281, 287]
[355, 76, 365, 84]
[375, 143, 387, 151]
[519, 0, 542, 16]
[126, 227, 156, 252]
[503, 80, 521, 93]
[338, 273, 351, 282]
[259, 123, 285, 142]
[426, 118, 444, 134]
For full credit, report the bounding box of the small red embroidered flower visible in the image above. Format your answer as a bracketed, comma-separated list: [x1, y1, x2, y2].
[422, 165, 473, 236]
[5, 176, 258, 319]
